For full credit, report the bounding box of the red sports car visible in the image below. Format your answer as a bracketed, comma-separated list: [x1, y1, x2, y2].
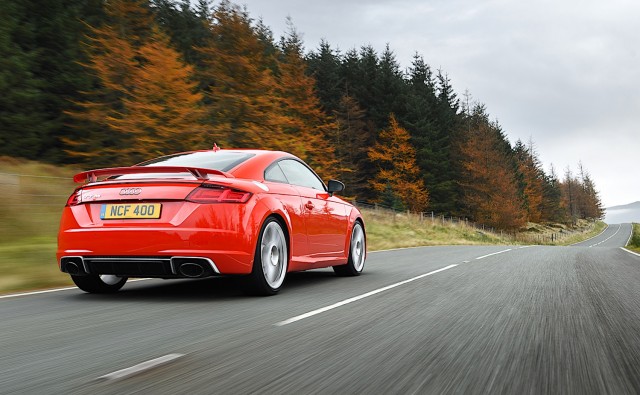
[57, 148, 366, 295]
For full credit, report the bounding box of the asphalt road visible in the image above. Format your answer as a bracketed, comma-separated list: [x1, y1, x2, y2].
[1, 223, 639, 394]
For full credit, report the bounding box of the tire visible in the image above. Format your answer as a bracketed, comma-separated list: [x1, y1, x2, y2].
[334, 221, 366, 276]
[246, 218, 288, 296]
[71, 274, 127, 294]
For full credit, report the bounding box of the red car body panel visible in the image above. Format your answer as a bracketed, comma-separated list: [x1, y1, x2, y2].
[57, 149, 365, 277]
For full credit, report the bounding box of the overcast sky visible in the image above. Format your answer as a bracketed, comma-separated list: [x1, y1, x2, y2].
[239, 0, 639, 208]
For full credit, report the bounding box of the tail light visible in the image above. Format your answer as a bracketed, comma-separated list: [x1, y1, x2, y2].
[66, 189, 82, 206]
[186, 185, 252, 204]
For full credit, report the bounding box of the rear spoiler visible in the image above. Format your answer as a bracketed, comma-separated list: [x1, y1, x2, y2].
[73, 166, 234, 183]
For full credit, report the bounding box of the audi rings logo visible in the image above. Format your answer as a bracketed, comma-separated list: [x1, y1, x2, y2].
[119, 187, 142, 196]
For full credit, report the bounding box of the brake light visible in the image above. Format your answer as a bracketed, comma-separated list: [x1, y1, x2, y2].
[66, 189, 82, 206]
[186, 186, 252, 203]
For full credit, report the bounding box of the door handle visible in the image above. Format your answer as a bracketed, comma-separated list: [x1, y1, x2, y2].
[305, 201, 314, 210]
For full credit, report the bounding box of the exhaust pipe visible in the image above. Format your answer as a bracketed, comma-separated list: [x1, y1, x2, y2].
[66, 262, 81, 275]
[178, 262, 205, 278]
[61, 257, 87, 275]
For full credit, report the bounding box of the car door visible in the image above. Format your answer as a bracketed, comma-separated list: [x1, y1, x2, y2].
[263, 162, 309, 261]
[276, 159, 348, 258]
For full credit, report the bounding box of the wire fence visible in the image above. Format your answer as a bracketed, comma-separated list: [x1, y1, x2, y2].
[353, 200, 595, 245]
[0, 172, 75, 239]
[0, 172, 593, 245]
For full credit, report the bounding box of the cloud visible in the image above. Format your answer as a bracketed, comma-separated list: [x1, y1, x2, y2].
[240, 0, 640, 207]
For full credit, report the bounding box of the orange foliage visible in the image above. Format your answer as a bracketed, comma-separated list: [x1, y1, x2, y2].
[275, 33, 338, 180]
[66, 0, 205, 164]
[459, 121, 526, 230]
[515, 142, 544, 223]
[197, 3, 286, 148]
[368, 115, 429, 211]
[114, 27, 206, 157]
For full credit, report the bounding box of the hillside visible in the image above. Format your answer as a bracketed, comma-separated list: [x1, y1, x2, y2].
[604, 201, 640, 224]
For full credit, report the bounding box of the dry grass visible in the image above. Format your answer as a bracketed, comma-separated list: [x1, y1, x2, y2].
[364, 209, 509, 251]
[0, 156, 610, 294]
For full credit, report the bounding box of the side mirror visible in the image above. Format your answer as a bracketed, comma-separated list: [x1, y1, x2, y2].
[327, 179, 345, 196]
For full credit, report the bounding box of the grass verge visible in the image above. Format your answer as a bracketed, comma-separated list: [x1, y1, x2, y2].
[0, 156, 608, 294]
[626, 223, 640, 253]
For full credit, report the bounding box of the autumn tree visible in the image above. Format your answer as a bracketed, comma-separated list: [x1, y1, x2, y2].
[562, 163, 604, 221]
[196, 1, 285, 148]
[368, 115, 429, 211]
[459, 105, 526, 230]
[67, 0, 205, 165]
[273, 23, 340, 179]
[514, 139, 545, 222]
[109, 27, 206, 158]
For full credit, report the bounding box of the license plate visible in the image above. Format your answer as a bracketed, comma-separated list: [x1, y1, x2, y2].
[100, 203, 162, 219]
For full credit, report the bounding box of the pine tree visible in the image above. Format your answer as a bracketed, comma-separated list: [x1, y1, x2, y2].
[332, 95, 372, 199]
[306, 40, 343, 113]
[369, 115, 429, 211]
[275, 23, 338, 179]
[0, 0, 55, 159]
[541, 164, 566, 223]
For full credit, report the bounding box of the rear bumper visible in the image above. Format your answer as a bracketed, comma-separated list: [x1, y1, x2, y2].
[60, 256, 220, 278]
[57, 227, 255, 275]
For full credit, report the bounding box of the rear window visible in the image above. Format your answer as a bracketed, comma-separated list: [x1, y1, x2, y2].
[114, 151, 254, 180]
[139, 151, 254, 171]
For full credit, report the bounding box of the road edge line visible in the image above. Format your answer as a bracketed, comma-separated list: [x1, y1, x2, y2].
[0, 278, 151, 300]
[570, 224, 609, 246]
[620, 247, 640, 258]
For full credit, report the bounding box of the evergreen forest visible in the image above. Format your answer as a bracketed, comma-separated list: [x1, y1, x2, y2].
[0, 0, 604, 229]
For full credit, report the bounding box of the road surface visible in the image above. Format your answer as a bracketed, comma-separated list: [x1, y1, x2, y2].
[1, 223, 639, 394]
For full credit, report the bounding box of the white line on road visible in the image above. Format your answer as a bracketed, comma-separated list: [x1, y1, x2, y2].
[0, 278, 151, 300]
[275, 264, 459, 326]
[0, 286, 79, 299]
[625, 224, 633, 246]
[475, 249, 512, 260]
[590, 224, 621, 247]
[97, 354, 184, 381]
[570, 224, 609, 246]
[620, 247, 640, 258]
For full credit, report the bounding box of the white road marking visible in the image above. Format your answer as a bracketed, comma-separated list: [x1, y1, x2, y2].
[369, 245, 431, 253]
[475, 249, 512, 260]
[275, 264, 459, 326]
[625, 224, 633, 246]
[621, 247, 640, 258]
[570, 224, 609, 246]
[0, 286, 79, 299]
[97, 354, 184, 381]
[0, 278, 151, 300]
[590, 224, 621, 247]
[462, 260, 470, 263]
[518, 245, 534, 249]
